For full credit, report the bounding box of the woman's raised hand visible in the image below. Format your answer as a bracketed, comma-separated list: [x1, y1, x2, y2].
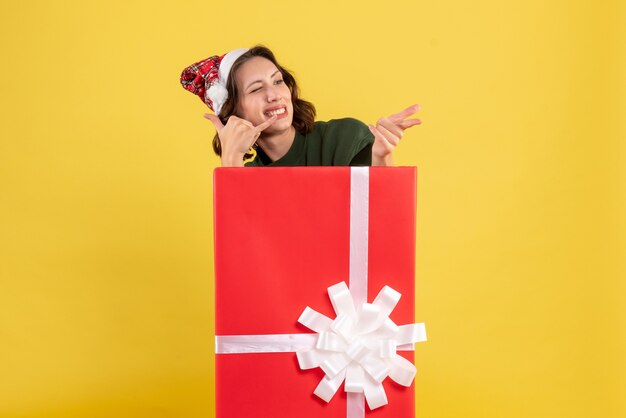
[369, 104, 422, 166]
[204, 113, 277, 167]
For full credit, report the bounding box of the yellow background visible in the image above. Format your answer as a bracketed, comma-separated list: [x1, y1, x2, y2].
[1, 0, 624, 417]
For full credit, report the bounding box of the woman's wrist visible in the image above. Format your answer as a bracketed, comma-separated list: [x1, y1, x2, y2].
[371, 153, 394, 167]
[221, 151, 245, 167]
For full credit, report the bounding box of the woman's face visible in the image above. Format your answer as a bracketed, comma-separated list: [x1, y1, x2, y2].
[234, 56, 294, 134]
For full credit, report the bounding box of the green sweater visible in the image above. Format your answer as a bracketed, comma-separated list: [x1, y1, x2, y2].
[244, 118, 374, 167]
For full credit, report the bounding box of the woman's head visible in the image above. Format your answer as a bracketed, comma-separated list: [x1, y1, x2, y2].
[214, 46, 316, 158]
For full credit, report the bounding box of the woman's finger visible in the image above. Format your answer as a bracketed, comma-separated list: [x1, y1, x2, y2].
[203, 113, 225, 134]
[388, 104, 420, 123]
[375, 123, 400, 146]
[397, 118, 422, 129]
[254, 114, 278, 133]
[232, 116, 255, 129]
[377, 118, 404, 138]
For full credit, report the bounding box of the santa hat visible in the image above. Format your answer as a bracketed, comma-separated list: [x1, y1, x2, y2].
[180, 48, 248, 115]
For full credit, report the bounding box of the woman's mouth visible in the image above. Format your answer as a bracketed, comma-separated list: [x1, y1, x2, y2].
[265, 107, 288, 119]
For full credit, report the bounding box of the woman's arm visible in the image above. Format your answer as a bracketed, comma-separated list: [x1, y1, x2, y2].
[369, 104, 422, 166]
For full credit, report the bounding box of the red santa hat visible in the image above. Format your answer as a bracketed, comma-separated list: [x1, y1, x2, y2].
[180, 48, 248, 115]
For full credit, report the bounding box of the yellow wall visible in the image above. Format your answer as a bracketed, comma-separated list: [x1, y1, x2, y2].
[1, 1, 624, 417]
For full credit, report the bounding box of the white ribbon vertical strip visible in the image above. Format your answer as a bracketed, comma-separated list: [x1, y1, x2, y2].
[347, 392, 366, 418]
[349, 166, 369, 305]
[348, 167, 369, 418]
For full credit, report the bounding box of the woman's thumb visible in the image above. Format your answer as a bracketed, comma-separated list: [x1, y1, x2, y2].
[203, 113, 224, 132]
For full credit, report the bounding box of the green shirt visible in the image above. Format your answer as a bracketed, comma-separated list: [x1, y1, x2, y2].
[244, 118, 374, 167]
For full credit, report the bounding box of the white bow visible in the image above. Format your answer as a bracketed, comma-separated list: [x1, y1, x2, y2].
[297, 282, 427, 410]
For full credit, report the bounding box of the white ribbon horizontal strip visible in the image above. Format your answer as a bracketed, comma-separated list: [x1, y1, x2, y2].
[215, 334, 318, 353]
[215, 333, 423, 355]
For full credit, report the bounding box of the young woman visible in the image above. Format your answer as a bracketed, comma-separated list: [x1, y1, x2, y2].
[180, 46, 421, 167]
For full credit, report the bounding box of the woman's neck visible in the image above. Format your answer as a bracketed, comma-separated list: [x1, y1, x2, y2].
[256, 126, 296, 162]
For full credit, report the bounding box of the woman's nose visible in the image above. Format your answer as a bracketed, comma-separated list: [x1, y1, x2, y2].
[266, 86, 279, 102]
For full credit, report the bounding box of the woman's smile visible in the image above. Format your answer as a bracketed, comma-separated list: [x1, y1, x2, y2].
[264, 106, 288, 119]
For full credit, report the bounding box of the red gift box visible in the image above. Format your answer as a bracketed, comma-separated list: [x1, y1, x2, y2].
[213, 167, 423, 418]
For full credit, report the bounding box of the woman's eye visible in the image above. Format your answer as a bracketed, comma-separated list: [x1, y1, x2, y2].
[251, 87, 261, 93]
[275, 79, 284, 85]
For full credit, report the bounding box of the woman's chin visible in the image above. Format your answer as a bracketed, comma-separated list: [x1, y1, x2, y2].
[265, 118, 293, 134]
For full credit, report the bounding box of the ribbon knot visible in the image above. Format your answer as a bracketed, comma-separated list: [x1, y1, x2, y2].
[296, 282, 427, 410]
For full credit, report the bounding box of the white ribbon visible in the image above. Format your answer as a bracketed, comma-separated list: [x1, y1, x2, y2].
[214, 167, 427, 416]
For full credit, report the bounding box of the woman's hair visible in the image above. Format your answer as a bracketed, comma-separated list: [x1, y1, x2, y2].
[212, 45, 316, 159]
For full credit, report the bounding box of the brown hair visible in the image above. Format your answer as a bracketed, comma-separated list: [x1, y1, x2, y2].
[212, 45, 316, 160]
